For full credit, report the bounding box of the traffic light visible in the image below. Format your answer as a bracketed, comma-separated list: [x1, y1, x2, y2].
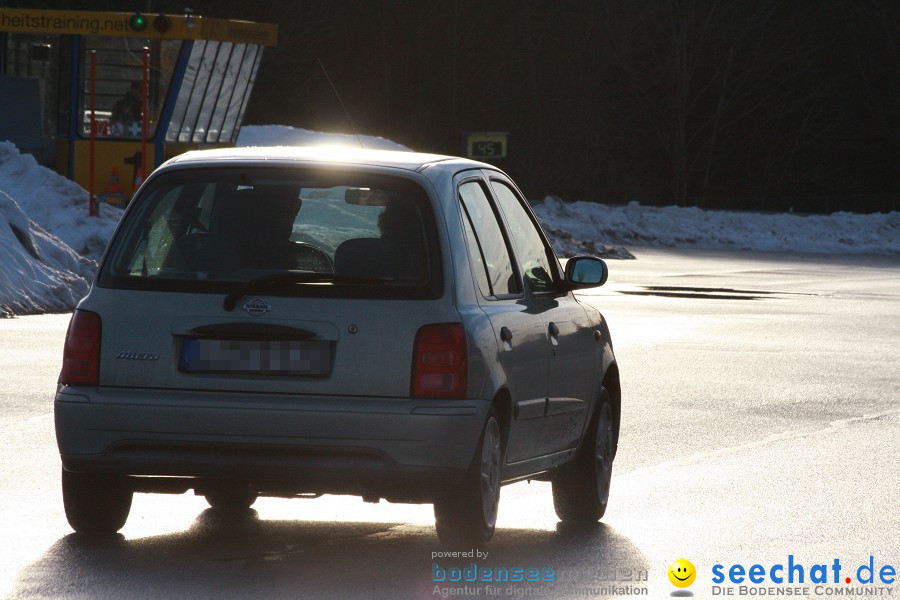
[153, 14, 171, 33]
[129, 13, 147, 32]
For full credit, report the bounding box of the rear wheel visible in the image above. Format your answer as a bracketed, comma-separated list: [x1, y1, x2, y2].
[434, 409, 502, 545]
[552, 388, 616, 523]
[62, 469, 133, 536]
[203, 482, 257, 511]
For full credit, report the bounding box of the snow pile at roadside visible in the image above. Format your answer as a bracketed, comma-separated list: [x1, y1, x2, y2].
[236, 124, 409, 151]
[0, 142, 119, 316]
[0, 188, 94, 316]
[533, 196, 900, 257]
[0, 142, 122, 261]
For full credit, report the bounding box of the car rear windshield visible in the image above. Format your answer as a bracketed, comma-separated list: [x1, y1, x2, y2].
[98, 167, 442, 299]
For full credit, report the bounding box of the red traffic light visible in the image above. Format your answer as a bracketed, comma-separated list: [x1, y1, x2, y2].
[153, 14, 171, 33]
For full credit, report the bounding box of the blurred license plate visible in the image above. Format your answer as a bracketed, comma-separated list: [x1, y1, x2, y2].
[179, 338, 331, 375]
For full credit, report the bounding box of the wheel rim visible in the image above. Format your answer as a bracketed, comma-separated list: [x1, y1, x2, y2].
[479, 417, 501, 527]
[595, 403, 614, 504]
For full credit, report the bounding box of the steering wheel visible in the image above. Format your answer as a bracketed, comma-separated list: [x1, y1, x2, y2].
[292, 242, 334, 273]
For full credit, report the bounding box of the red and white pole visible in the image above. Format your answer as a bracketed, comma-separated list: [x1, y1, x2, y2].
[89, 50, 96, 217]
[141, 46, 149, 190]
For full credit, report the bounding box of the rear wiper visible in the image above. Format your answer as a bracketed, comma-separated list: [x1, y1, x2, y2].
[223, 272, 394, 311]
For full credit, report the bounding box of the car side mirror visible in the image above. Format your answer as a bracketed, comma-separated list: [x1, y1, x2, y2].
[564, 256, 608, 288]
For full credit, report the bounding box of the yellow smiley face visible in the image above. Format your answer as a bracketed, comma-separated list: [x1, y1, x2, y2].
[668, 558, 697, 588]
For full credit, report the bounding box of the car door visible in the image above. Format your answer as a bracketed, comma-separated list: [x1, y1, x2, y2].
[490, 177, 595, 457]
[456, 177, 549, 463]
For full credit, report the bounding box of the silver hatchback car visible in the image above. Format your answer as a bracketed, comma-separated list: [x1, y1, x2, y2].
[55, 146, 620, 544]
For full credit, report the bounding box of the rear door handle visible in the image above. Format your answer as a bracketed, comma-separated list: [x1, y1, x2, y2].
[548, 322, 559, 353]
[500, 326, 513, 343]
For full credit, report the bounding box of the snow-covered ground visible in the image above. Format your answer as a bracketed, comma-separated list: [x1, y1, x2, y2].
[1, 126, 898, 316]
[535, 196, 900, 259]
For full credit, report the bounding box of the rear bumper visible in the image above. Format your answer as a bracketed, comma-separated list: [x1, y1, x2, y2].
[55, 385, 488, 502]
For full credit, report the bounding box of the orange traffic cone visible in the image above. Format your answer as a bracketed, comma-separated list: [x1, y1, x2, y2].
[99, 167, 126, 206]
[106, 167, 123, 194]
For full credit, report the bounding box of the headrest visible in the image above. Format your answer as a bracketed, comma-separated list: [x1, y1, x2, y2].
[211, 186, 302, 243]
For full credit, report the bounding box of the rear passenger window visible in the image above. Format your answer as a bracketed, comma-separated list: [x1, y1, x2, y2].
[458, 181, 520, 297]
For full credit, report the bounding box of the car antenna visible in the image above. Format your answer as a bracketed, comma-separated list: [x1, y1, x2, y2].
[317, 58, 364, 148]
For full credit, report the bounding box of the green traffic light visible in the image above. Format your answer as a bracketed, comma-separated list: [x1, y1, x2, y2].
[130, 13, 148, 32]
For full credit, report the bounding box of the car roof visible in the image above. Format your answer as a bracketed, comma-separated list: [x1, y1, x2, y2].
[161, 145, 495, 174]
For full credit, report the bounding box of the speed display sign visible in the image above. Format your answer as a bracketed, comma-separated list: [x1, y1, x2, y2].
[466, 132, 508, 160]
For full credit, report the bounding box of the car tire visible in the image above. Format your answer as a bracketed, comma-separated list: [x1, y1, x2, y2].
[204, 483, 257, 511]
[62, 469, 133, 535]
[434, 409, 502, 545]
[552, 388, 616, 523]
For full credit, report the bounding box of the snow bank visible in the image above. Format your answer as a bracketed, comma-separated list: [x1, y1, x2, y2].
[0, 142, 125, 316]
[533, 197, 900, 257]
[0, 141, 122, 261]
[0, 187, 93, 317]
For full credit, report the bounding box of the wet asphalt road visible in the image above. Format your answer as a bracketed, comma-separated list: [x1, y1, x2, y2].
[1, 247, 897, 599]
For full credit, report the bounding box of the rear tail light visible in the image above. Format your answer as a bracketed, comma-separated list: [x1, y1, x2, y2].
[59, 310, 101, 385]
[411, 323, 467, 398]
